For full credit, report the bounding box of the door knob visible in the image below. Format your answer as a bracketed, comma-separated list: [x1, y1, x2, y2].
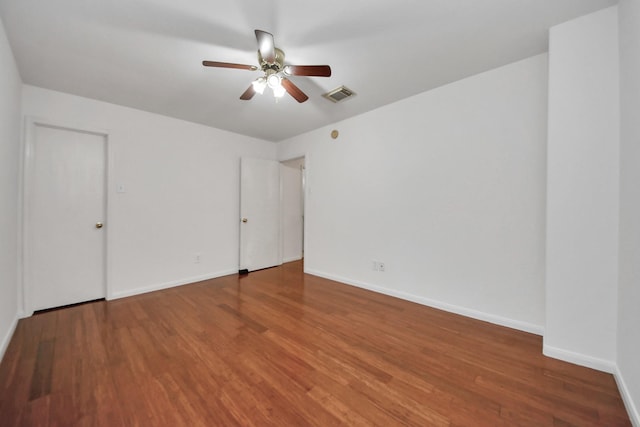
[241, 218, 248, 223]
[95, 222, 104, 229]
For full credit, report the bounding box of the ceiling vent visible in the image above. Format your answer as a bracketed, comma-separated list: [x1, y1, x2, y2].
[323, 86, 356, 103]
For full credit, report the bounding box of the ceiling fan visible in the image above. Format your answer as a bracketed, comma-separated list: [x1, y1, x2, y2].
[202, 30, 331, 103]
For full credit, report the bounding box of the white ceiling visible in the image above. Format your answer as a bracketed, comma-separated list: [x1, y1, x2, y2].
[0, 0, 617, 142]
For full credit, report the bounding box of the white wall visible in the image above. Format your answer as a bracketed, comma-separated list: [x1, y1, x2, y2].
[281, 158, 304, 263]
[545, 7, 619, 371]
[21, 85, 277, 304]
[0, 16, 21, 360]
[279, 54, 548, 333]
[618, 0, 640, 422]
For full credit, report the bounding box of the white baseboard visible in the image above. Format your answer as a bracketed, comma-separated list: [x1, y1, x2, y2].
[615, 365, 640, 427]
[304, 269, 544, 336]
[283, 256, 303, 263]
[0, 315, 19, 363]
[542, 344, 616, 373]
[109, 269, 237, 300]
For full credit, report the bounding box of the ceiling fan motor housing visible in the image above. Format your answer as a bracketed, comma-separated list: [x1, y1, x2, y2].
[259, 47, 285, 71]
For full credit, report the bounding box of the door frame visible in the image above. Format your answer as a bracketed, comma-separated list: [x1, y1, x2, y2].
[19, 117, 113, 317]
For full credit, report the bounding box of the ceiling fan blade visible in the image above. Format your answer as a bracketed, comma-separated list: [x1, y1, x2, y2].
[255, 29, 276, 64]
[281, 78, 309, 103]
[202, 61, 258, 71]
[285, 65, 332, 77]
[240, 85, 256, 100]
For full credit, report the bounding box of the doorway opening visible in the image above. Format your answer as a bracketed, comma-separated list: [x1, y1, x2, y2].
[281, 157, 305, 263]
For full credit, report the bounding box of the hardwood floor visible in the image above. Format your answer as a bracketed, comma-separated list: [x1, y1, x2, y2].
[0, 260, 631, 426]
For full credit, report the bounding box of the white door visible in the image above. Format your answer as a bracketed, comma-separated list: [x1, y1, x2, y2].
[239, 157, 281, 272]
[26, 124, 107, 311]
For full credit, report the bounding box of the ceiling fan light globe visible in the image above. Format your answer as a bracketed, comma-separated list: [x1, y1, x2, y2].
[267, 73, 282, 89]
[273, 85, 286, 98]
[252, 78, 267, 94]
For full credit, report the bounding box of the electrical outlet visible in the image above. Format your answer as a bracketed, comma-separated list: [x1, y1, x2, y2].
[372, 261, 385, 272]
[195, 253, 201, 264]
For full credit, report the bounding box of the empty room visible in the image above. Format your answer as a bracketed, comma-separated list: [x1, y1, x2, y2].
[0, 0, 639, 425]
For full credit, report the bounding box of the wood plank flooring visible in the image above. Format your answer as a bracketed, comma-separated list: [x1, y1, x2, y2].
[0, 260, 631, 426]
